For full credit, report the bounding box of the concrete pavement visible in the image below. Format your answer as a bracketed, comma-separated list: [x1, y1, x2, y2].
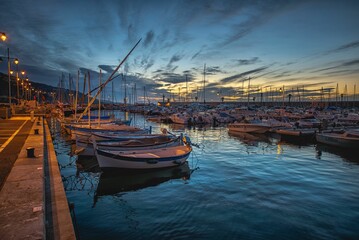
[0, 117, 76, 239]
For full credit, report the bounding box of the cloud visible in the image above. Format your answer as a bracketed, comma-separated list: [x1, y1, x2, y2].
[143, 30, 155, 48]
[330, 41, 359, 53]
[312, 59, 359, 73]
[235, 57, 260, 66]
[191, 50, 202, 60]
[219, 66, 268, 84]
[98, 65, 115, 73]
[153, 72, 188, 84]
[167, 54, 183, 67]
[205, 66, 226, 75]
[342, 59, 359, 67]
[217, 1, 298, 47]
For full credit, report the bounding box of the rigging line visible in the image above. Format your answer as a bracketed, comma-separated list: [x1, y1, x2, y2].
[77, 38, 142, 122]
[84, 73, 122, 97]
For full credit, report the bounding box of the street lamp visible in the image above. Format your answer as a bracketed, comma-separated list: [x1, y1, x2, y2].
[20, 70, 26, 98]
[0, 32, 12, 105]
[14, 58, 20, 99]
[1, 32, 6, 42]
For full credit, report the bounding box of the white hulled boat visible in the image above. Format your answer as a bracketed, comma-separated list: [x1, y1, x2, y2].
[93, 137, 192, 170]
[316, 129, 359, 149]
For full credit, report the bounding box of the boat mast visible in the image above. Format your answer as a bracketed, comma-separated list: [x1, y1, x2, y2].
[98, 69, 102, 125]
[87, 71, 91, 127]
[143, 86, 146, 105]
[354, 84, 356, 108]
[74, 70, 79, 119]
[186, 74, 188, 103]
[124, 74, 127, 106]
[335, 83, 339, 107]
[76, 38, 141, 122]
[203, 64, 206, 103]
[112, 81, 114, 104]
[247, 76, 251, 106]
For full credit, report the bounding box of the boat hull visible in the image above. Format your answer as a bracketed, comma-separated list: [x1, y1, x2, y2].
[316, 133, 359, 149]
[228, 123, 270, 134]
[76, 136, 179, 156]
[95, 146, 192, 170]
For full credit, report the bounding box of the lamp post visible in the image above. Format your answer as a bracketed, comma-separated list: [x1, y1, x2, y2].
[1, 32, 12, 106]
[20, 70, 25, 98]
[13, 58, 19, 100]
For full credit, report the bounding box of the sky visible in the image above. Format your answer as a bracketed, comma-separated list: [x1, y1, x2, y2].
[1, 0, 359, 103]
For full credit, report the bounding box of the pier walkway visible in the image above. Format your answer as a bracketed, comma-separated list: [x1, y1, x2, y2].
[0, 116, 75, 239]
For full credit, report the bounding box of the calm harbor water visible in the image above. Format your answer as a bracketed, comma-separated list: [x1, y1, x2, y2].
[50, 111, 359, 240]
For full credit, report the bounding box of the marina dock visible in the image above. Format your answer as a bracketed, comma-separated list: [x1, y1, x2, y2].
[0, 116, 76, 239]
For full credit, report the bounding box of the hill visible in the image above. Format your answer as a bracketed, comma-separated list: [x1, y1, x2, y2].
[0, 72, 85, 104]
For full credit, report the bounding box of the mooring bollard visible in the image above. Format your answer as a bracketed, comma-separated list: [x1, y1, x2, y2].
[26, 147, 35, 158]
[34, 129, 39, 135]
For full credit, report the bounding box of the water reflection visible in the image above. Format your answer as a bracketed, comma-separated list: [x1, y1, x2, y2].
[228, 131, 270, 146]
[315, 143, 359, 164]
[276, 135, 315, 146]
[94, 162, 192, 205]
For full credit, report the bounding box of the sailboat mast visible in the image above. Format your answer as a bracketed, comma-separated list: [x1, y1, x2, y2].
[143, 86, 146, 105]
[87, 71, 91, 127]
[74, 70, 79, 119]
[98, 69, 102, 125]
[203, 64, 206, 103]
[112, 81, 114, 104]
[186, 74, 188, 103]
[247, 77, 251, 106]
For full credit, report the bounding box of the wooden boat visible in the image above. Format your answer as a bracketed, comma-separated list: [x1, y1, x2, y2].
[170, 113, 190, 125]
[276, 128, 317, 137]
[74, 128, 151, 142]
[93, 137, 192, 170]
[228, 120, 271, 134]
[275, 127, 317, 143]
[75, 134, 179, 156]
[66, 123, 145, 140]
[316, 129, 359, 149]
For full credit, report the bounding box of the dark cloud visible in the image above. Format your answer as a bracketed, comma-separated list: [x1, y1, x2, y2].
[342, 59, 359, 67]
[312, 59, 359, 73]
[218, 1, 299, 46]
[271, 71, 293, 79]
[98, 65, 115, 73]
[331, 41, 359, 53]
[143, 30, 155, 48]
[132, 55, 155, 71]
[167, 54, 183, 67]
[205, 66, 226, 75]
[191, 50, 202, 60]
[152, 70, 196, 85]
[235, 57, 259, 66]
[220, 66, 268, 84]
